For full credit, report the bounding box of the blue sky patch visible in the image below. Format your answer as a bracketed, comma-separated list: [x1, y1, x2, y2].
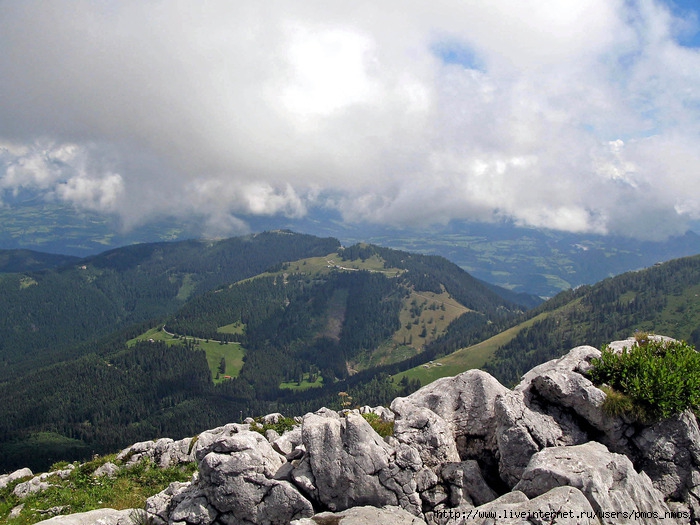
[660, 0, 700, 47]
[431, 39, 484, 71]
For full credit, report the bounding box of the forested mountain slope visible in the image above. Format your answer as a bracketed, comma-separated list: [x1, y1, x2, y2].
[483, 254, 700, 386]
[0, 239, 526, 472]
[0, 231, 340, 378]
[0, 249, 80, 273]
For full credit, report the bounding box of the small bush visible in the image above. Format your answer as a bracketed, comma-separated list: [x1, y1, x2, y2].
[361, 413, 394, 438]
[250, 416, 297, 436]
[598, 386, 637, 418]
[589, 338, 700, 421]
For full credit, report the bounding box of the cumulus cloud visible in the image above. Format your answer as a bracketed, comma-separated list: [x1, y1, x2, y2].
[0, 0, 699, 239]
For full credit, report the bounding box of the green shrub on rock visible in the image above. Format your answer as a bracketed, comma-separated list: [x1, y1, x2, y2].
[361, 412, 394, 438]
[589, 337, 700, 422]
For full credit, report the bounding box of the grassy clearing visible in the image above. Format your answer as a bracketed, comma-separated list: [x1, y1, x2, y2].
[354, 288, 468, 371]
[201, 340, 244, 383]
[0, 455, 197, 525]
[127, 327, 177, 346]
[217, 322, 245, 335]
[127, 327, 245, 383]
[392, 311, 551, 387]
[174, 274, 195, 302]
[249, 251, 406, 283]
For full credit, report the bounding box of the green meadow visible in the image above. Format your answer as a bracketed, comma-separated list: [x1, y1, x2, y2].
[128, 327, 245, 384]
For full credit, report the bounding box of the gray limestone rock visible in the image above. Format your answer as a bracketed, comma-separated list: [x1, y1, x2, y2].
[271, 425, 302, 456]
[391, 397, 460, 471]
[92, 462, 119, 478]
[396, 370, 508, 462]
[447, 487, 596, 525]
[0, 467, 33, 490]
[514, 441, 674, 525]
[146, 480, 193, 524]
[13, 475, 52, 498]
[290, 505, 427, 525]
[147, 427, 314, 525]
[494, 389, 568, 487]
[633, 410, 700, 517]
[293, 411, 399, 511]
[34, 508, 136, 525]
[116, 437, 194, 468]
[441, 461, 497, 508]
[292, 411, 424, 515]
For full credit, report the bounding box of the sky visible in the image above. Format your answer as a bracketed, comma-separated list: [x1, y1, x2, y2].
[1, 0, 700, 241]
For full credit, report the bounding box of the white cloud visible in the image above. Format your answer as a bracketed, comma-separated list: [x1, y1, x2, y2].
[0, 0, 699, 240]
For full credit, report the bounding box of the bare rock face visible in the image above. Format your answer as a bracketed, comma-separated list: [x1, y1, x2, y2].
[441, 461, 498, 508]
[495, 344, 626, 487]
[147, 427, 314, 525]
[446, 487, 596, 525]
[291, 411, 423, 515]
[291, 505, 428, 525]
[0, 467, 32, 490]
[394, 370, 508, 463]
[633, 410, 700, 518]
[391, 397, 460, 471]
[198, 431, 313, 523]
[116, 436, 194, 468]
[494, 389, 570, 487]
[35, 508, 136, 525]
[514, 442, 674, 525]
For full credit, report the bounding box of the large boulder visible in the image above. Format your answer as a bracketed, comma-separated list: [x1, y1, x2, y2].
[147, 427, 314, 525]
[291, 411, 422, 515]
[514, 442, 674, 525]
[494, 344, 628, 487]
[633, 410, 700, 517]
[442, 487, 596, 525]
[0, 467, 32, 490]
[394, 370, 508, 463]
[494, 390, 571, 487]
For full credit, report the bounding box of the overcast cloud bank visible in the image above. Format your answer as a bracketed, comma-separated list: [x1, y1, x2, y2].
[1, 0, 699, 240]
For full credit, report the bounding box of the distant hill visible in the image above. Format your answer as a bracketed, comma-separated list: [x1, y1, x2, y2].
[0, 231, 340, 378]
[3, 199, 700, 296]
[0, 249, 80, 273]
[0, 236, 526, 472]
[401, 253, 700, 388]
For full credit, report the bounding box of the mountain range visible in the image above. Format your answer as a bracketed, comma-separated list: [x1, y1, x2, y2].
[1, 231, 700, 474]
[4, 199, 700, 296]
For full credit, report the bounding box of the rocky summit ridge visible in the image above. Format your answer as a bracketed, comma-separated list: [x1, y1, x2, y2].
[10, 336, 700, 525]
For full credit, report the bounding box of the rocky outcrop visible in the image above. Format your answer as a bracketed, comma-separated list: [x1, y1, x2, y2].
[148, 424, 315, 525]
[23, 336, 700, 525]
[116, 436, 194, 468]
[290, 411, 422, 514]
[451, 487, 597, 525]
[514, 442, 673, 524]
[12, 465, 74, 499]
[394, 370, 507, 457]
[291, 505, 427, 525]
[36, 508, 136, 525]
[0, 467, 33, 490]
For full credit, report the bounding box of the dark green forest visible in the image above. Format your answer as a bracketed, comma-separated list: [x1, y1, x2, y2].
[484, 254, 700, 386]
